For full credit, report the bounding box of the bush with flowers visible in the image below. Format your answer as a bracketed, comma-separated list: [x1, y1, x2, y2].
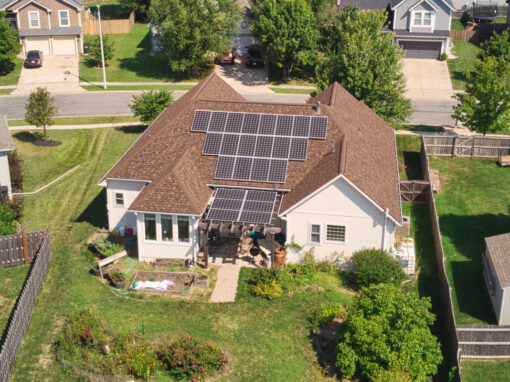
[157, 334, 228, 380]
[123, 344, 158, 379]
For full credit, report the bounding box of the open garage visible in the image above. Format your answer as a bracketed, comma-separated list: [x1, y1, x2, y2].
[398, 41, 443, 60]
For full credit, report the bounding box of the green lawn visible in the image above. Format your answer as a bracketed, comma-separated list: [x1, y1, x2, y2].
[430, 157, 510, 325]
[80, 24, 201, 83]
[0, 265, 31, 341]
[268, 63, 315, 86]
[399, 125, 443, 133]
[85, 2, 131, 19]
[270, 87, 313, 94]
[0, 58, 23, 86]
[462, 360, 510, 382]
[451, 18, 465, 31]
[8, 115, 139, 127]
[8, 127, 356, 381]
[0, 88, 14, 95]
[396, 135, 423, 180]
[82, 84, 194, 91]
[447, 41, 482, 91]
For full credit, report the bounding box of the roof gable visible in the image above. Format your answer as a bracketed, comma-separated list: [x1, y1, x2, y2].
[391, 0, 454, 11]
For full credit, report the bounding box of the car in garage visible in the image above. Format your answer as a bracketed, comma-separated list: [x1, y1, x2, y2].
[245, 45, 264, 68]
[24, 50, 43, 68]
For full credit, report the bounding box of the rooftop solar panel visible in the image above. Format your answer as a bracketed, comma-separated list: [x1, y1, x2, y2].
[276, 115, 294, 136]
[202, 133, 223, 155]
[289, 138, 308, 161]
[237, 135, 257, 157]
[219, 134, 240, 156]
[258, 114, 277, 135]
[191, 110, 211, 132]
[241, 113, 260, 134]
[272, 137, 291, 159]
[233, 157, 253, 180]
[267, 159, 288, 183]
[254, 136, 274, 157]
[225, 112, 243, 133]
[214, 156, 235, 179]
[209, 111, 227, 132]
[216, 188, 245, 200]
[293, 116, 311, 137]
[310, 116, 328, 139]
[250, 158, 271, 182]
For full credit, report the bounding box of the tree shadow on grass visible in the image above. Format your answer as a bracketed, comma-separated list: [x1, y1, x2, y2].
[115, 125, 146, 134]
[12, 131, 44, 142]
[439, 213, 510, 324]
[403, 151, 423, 180]
[75, 189, 107, 228]
[0, 61, 15, 76]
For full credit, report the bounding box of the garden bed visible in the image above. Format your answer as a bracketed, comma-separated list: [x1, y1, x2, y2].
[130, 270, 195, 294]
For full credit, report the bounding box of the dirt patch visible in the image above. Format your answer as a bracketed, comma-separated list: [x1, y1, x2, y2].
[429, 168, 443, 193]
[38, 344, 52, 369]
[130, 271, 195, 293]
[32, 140, 62, 147]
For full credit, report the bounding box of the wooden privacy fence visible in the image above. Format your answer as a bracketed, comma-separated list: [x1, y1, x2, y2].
[423, 135, 510, 158]
[0, 231, 51, 382]
[458, 326, 510, 358]
[453, 5, 508, 18]
[400, 180, 430, 204]
[0, 231, 46, 268]
[450, 29, 478, 42]
[82, 10, 134, 35]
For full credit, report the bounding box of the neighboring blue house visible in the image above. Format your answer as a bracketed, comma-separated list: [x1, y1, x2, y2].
[340, 0, 455, 59]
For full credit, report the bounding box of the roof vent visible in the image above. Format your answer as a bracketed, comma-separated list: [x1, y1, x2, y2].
[315, 101, 321, 115]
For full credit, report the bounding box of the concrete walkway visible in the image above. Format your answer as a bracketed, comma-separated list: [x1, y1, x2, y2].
[210, 264, 243, 303]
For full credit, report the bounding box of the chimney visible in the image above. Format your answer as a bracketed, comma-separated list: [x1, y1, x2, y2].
[315, 101, 321, 115]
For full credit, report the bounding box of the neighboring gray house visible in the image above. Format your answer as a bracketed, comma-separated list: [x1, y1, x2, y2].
[483, 233, 510, 325]
[340, 0, 455, 59]
[0, 116, 14, 201]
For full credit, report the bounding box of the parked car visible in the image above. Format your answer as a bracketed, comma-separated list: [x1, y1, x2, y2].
[215, 48, 237, 65]
[24, 50, 43, 68]
[245, 45, 264, 68]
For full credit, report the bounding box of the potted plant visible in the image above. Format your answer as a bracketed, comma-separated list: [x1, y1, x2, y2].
[110, 271, 126, 289]
[274, 247, 286, 266]
[194, 274, 209, 288]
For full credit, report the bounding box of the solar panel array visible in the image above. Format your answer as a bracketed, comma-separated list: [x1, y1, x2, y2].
[206, 188, 277, 224]
[192, 110, 328, 184]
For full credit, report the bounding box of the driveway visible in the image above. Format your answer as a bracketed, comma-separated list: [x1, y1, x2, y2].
[12, 55, 83, 95]
[402, 59, 454, 101]
[214, 55, 272, 94]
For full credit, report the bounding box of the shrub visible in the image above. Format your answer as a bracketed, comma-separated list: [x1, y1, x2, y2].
[3, 196, 23, 219]
[251, 278, 283, 300]
[0, 204, 17, 236]
[352, 248, 406, 287]
[310, 303, 343, 329]
[93, 236, 124, 256]
[8, 150, 23, 191]
[157, 334, 228, 380]
[111, 271, 125, 282]
[129, 90, 173, 124]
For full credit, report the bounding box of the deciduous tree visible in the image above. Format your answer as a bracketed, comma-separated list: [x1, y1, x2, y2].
[452, 56, 510, 135]
[24, 87, 58, 140]
[89, 35, 115, 67]
[149, 0, 241, 76]
[129, 90, 173, 123]
[479, 30, 510, 63]
[336, 284, 442, 381]
[252, 0, 317, 81]
[315, 6, 411, 125]
[0, 11, 21, 75]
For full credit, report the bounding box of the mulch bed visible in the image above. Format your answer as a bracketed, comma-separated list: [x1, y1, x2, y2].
[130, 270, 195, 293]
[32, 140, 62, 147]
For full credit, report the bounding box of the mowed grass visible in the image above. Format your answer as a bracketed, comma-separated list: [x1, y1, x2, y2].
[8, 115, 140, 127]
[0, 88, 14, 95]
[430, 157, 510, 325]
[396, 135, 423, 180]
[462, 359, 510, 382]
[9, 127, 352, 381]
[447, 41, 481, 90]
[0, 58, 23, 86]
[82, 84, 194, 91]
[270, 87, 313, 94]
[0, 265, 31, 341]
[80, 24, 200, 83]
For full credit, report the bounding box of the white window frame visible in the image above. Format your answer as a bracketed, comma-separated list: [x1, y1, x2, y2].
[58, 9, 69, 27]
[410, 10, 435, 31]
[325, 224, 346, 244]
[309, 222, 322, 245]
[28, 11, 40, 28]
[114, 192, 124, 206]
[143, 213, 157, 242]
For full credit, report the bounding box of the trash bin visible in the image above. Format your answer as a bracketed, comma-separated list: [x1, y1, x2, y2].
[83, 42, 90, 54]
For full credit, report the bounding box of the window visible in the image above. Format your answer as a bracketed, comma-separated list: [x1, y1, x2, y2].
[161, 215, 173, 241]
[177, 216, 190, 243]
[59, 10, 69, 27]
[310, 224, 321, 243]
[144, 214, 156, 240]
[115, 193, 124, 206]
[29, 11, 39, 28]
[326, 225, 345, 242]
[412, 11, 433, 27]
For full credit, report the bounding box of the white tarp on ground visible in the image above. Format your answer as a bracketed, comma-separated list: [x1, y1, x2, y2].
[132, 280, 175, 290]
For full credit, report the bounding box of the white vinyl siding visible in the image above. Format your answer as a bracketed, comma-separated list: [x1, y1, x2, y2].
[29, 11, 39, 28]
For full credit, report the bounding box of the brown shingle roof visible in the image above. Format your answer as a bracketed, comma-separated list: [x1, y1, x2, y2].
[486, 233, 510, 288]
[101, 73, 402, 223]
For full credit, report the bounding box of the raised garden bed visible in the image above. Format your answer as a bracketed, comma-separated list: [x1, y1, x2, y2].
[194, 274, 209, 288]
[130, 270, 195, 295]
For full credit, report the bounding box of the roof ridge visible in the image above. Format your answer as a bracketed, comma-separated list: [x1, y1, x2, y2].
[188, 72, 217, 101]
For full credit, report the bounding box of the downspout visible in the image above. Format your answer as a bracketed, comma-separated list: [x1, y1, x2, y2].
[382, 208, 389, 251]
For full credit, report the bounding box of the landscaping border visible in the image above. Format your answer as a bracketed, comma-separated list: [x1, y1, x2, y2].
[0, 231, 51, 381]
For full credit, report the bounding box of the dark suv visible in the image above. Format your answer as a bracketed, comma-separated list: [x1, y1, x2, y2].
[24, 50, 43, 68]
[245, 45, 264, 68]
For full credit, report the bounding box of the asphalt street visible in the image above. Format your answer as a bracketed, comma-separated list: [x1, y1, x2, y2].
[0, 90, 456, 126]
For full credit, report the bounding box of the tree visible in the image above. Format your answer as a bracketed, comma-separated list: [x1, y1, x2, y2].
[252, 0, 318, 81]
[24, 87, 58, 140]
[479, 30, 510, 63]
[336, 284, 442, 381]
[119, 0, 150, 20]
[315, 6, 411, 125]
[149, 0, 241, 76]
[452, 56, 510, 135]
[129, 90, 173, 123]
[352, 248, 406, 287]
[0, 11, 22, 75]
[89, 35, 114, 67]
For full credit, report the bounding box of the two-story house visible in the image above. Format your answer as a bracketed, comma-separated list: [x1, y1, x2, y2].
[340, 0, 455, 59]
[0, 0, 83, 56]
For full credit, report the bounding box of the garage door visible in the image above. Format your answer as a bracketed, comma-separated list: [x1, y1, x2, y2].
[52, 36, 76, 55]
[399, 41, 442, 59]
[25, 36, 50, 55]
